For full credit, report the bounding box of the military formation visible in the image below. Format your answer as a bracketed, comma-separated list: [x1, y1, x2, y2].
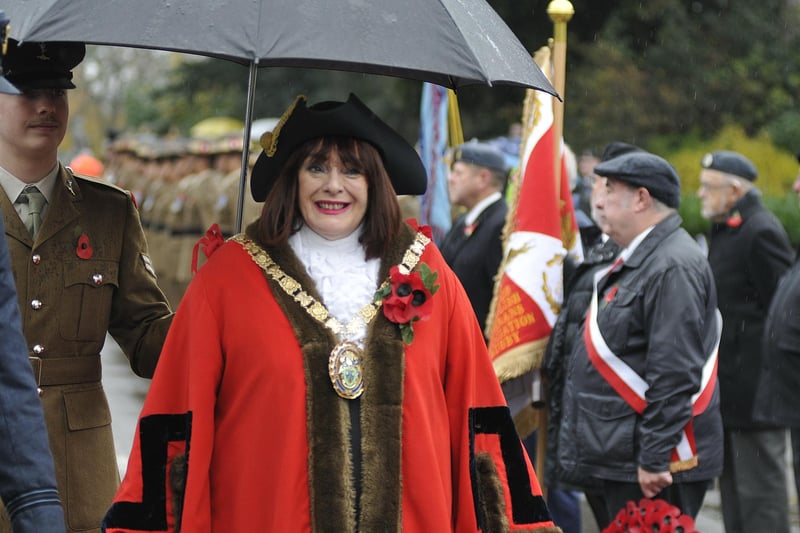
[100, 131, 264, 307]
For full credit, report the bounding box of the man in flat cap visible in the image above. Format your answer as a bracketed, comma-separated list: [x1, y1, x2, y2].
[699, 150, 794, 533]
[0, 39, 173, 533]
[556, 151, 723, 520]
[544, 142, 646, 531]
[440, 141, 509, 335]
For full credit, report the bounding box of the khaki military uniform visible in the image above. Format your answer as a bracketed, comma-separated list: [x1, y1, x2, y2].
[0, 165, 173, 533]
[212, 168, 262, 238]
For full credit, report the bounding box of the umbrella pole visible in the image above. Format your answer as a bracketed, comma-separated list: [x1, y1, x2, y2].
[235, 60, 259, 234]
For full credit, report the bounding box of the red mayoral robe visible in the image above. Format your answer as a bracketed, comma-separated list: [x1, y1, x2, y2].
[102, 222, 559, 533]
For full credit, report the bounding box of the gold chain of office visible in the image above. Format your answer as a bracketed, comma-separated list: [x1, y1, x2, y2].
[232, 231, 430, 399]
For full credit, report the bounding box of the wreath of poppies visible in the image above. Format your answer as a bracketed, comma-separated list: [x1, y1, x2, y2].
[603, 498, 698, 533]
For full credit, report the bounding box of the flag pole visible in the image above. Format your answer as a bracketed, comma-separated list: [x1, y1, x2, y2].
[547, 0, 574, 195]
[532, 0, 573, 495]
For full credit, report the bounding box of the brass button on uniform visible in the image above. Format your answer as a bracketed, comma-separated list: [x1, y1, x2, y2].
[92, 274, 103, 286]
[32, 344, 44, 354]
[32, 254, 41, 264]
[31, 299, 43, 310]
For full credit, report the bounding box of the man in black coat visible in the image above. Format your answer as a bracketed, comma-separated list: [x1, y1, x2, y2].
[752, 151, 800, 519]
[543, 142, 640, 531]
[439, 142, 508, 335]
[699, 150, 794, 533]
[557, 151, 723, 520]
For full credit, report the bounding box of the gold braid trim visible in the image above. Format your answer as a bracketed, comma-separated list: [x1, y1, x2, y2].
[259, 94, 306, 156]
[231, 231, 431, 337]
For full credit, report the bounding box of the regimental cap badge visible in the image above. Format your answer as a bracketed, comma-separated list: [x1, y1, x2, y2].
[37, 43, 50, 61]
[701, 153, 713, 169]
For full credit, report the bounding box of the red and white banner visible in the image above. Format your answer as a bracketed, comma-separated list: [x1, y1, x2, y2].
[486, 46, 581, 383]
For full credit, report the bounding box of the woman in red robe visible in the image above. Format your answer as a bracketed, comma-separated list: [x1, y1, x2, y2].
[102, 94, 559, 533]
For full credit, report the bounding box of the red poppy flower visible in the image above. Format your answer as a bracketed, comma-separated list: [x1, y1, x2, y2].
[76, 234, 93, 260]
[603, 498, 698, 533]
[726, 212, 743, 228]
[605, 285, 619, 303]
[191, 223, 225, 274]
[383, 267, 433, 324]
[406, 219, 433, 239]
[376, 263, 439, 344]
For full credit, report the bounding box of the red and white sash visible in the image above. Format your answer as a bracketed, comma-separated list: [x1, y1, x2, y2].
[583, 259, 722, 472]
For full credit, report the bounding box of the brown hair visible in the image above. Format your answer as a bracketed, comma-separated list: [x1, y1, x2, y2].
[254, 137, 403, 259]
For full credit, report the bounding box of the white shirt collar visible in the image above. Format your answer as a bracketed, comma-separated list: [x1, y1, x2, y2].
[0, 163, 59, 204]
[464, 191, 502, 226]
[619, 225, 655, 262]
[288, 224, 380, 345]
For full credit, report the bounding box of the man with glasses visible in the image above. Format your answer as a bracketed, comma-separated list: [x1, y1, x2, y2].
[698, 150, 794, 533]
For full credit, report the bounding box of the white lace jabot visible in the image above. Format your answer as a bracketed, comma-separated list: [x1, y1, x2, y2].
[288, 225, 380, 344]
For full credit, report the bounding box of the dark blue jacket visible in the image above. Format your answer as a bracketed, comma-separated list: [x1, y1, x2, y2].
[0, 213, 65, 532]
[439, 197, 507, 333]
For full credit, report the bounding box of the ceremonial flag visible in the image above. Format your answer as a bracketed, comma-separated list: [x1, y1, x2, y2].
[418, 83, 453, 244]
[486, 46, 581, 389]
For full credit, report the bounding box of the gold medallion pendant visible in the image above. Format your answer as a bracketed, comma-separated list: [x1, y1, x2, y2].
[328, 341, 365, 399]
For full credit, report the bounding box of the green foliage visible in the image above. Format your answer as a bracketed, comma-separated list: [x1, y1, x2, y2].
[666, 125, 798, 197]
[766, 110, 800, 153]
[562, 0, 800, 155]
[765, 193, 800, 247]
[677, 194, 710, 240]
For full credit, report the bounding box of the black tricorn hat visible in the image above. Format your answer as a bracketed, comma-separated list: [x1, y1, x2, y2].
[4, 39, 85, 90]
[250, 94, 427, 202]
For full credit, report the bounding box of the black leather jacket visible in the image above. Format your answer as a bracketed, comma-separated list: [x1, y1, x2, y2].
[556, 213, 723, 484]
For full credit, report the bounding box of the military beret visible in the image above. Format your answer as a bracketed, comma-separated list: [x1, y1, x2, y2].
[251, 93, 427, 202]
[4, 39, 85, 90]
[600, 141, 644, 162]
[593, 151, 681, 208]
[700, 150, 757, 181]
[452, 142, 508, 172]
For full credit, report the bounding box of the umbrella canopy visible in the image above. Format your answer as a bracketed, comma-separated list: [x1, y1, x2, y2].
[6, 0, 556, 93]
[6, 1, 557, 231]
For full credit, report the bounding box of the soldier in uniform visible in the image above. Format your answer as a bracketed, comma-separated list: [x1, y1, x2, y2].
[164, 137, 216, 304]
[0, 40, 173, 533]
[0, 19, 66, 532]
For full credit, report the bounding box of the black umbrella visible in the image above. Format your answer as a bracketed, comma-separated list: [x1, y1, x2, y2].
[6, 0, 557, 230]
